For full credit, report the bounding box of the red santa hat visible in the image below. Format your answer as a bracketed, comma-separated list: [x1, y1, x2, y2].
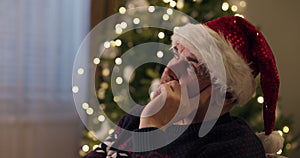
[171, 16, 280, 136]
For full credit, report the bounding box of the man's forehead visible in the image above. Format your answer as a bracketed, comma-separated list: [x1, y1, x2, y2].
[175, 43, 202, 62]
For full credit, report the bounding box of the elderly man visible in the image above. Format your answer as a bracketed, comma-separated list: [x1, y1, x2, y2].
[84, 16, 282, 158]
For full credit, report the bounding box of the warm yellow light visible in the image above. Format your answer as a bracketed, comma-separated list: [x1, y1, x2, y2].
[108, 129, 115, 135]
[93, 57, 101, 65]
[82, 102, 89, 110]
[113, 96, 119, 102]
[167, 8, 173, 15]
[277, 149, 282, 155]
[157, 51, 164, 58]
[72, 86, 79, 93]
[162, 14, 169, 21]
[148, 6, 155, 12]
[158, 32, 165, 39]
[93, 145, 99, 150]
[102, 68, 110, 76]
[119, 7, 126, 14]
[115, 27, 123, 34]
[133, 18, 140, 24]
[86, 108, 94, 115]
[176, 0, 184, 9]
[116, 77, 123, 84]
[115, 57, 122, 65]
[222, 2, 229, 11]
[231, 5, 238, 12]
[98, 115, 106, 122]
[286, 143, 292, 150]
[77, 68, 84, 75]
[115, 39, 122, 46]
[170, 1, 176, 7]
[104, 41, 110, 48]
[257, 96, 264, 104]
[115, 24, 122, 30]
[82, 145, 90, 152]
[283, 126, 290, 133]
[110, 41, 116, 47]
[120, 22, 127, 29]
[240, 1, 246, 7]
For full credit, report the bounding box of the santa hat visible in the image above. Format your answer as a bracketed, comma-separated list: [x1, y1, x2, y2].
[171, 16, 280, 136]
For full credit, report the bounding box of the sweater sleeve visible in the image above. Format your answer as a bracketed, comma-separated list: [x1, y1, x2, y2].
[83, 106, 142, 158]
[84, 105, 173, 158]
[132, 127, 169, 157]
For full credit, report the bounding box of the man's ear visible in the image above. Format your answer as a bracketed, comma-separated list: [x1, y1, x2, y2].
[224, 92, 237, 108]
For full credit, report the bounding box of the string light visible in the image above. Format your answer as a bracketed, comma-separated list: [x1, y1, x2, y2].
[158, 32, 165, 39]
[116, 77, 123, 84]
[93, 58, 100, 65]
[257, 96, 264, 104]
[82, 102, 89, 110]
[108, 129, 115, 135]
[113, 96, 119, 102]
[93, 145, 99, 150]
[133, 18, 140, 24]
[115, 27, 123, 34]
[231, 5, 238, 12]
[115, 39, 122, 46]
[77, 68, 84, 75]
[176, 0, 184, 9]
[104, 41, 110, 48]
[98, 115, 106, 122]
[72, 86, 79, 93]
[286, 143, 292, 150]
[283, 126, 290, 133]
[169, 0, 176, 7]
[167, 8, 173, 15]
[162, 14, 169, 21]
[239, 1, 246, 7]
[82, 145, 90, 152]
[276, 149, 282, 155]
[102, 68, 110, 76]
[163, 0, 170, 3]
[115, 57, 122, 65]
[222, 2, 230, 11]
[101, 82, 109, 89]
[86, 108, 94, 115]
[115, 24, 122, 30]
[110, 41, 116, 47]
[119, 7, 126, 14]
[120, 22, 127, 29]
[148, 6, 155, 12]
[157, 51, 164, 58]
[99, 104, 106, 110]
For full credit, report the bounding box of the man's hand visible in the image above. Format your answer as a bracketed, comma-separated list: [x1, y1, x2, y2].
[139, 80, 199, 131]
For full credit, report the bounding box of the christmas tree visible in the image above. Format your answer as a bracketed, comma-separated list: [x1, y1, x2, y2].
[79, 0, 298, 157]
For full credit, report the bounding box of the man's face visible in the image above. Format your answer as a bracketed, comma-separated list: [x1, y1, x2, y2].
[160, 43, 211, 98]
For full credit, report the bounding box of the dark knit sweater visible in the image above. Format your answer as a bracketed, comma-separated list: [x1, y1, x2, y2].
[84, 106, 266, 158]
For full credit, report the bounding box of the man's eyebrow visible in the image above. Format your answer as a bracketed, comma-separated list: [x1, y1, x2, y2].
[186, 56, 199, 63]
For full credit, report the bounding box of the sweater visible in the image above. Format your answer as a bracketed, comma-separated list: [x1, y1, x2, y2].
[84, 106, 266, 158]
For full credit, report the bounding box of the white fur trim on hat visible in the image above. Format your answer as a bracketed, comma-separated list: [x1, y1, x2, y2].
[256, 131, 284, 154]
